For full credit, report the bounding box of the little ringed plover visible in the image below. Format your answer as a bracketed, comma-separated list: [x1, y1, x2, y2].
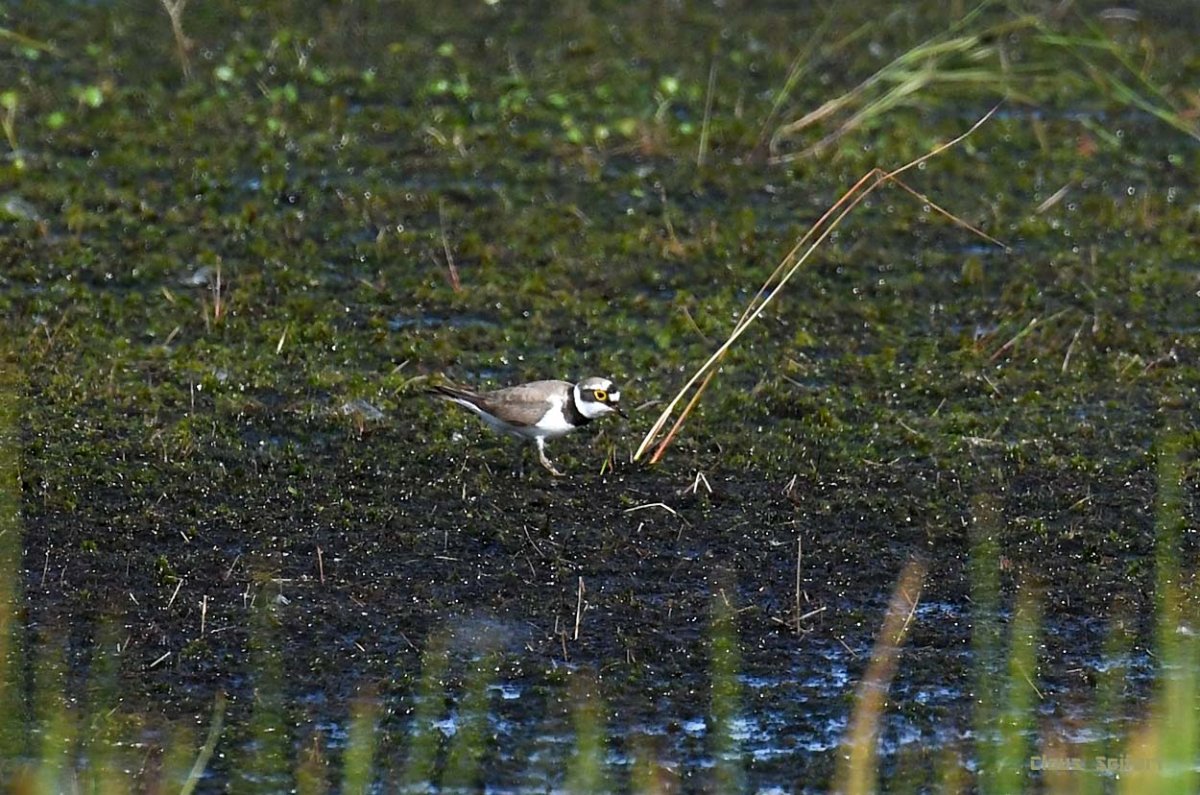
[428, 376, 626, 476]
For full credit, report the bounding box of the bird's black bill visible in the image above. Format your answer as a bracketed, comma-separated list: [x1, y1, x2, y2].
[614, 406, 628, 418]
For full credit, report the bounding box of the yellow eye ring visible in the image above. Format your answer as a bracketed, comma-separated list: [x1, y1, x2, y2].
[593, 389, 608, 402]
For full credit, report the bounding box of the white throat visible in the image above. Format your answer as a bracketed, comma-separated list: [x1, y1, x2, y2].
[573, 382, 613, 420]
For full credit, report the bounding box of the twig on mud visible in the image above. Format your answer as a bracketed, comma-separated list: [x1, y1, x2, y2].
[989, 308, 1070, 362]
[896, 417, 925, 439]
[795, 537, 803, 636]
[697, 57, 717, 167]
[1036, 182, 1072, 214]
[635, 105, 1004, 464]
[623, 502, 679, 518]
[684, 471, 712, 495]
[798, 606, 826, 622]
[438, 198, 462, 292]
[166, 578, 184, 610]
[1141, 345, 1179, 374]
[574, 577, 585, 640]
[1061, 316, 1088, 374]
[1017, 660, 1045, 700]
[989, 317, 1038, 361]
[898, 580, 922, 639]
[522, 524, 546, 557]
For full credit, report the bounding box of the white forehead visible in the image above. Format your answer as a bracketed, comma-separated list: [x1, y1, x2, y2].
[579, 377, 614, 390]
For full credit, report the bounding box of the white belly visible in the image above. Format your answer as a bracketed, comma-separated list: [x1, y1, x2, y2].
[526, 395, 575, 438]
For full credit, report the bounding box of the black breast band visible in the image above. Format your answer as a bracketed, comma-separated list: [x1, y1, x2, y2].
[563, 388, 592, 427]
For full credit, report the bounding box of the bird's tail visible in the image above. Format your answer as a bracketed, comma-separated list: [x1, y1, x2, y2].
[426, 383, 480, 404]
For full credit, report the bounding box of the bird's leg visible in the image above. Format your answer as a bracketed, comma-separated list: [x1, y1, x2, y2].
[535, 437, 565, 477]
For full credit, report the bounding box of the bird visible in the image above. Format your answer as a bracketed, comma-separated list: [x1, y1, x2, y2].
[428, 376, 626, 476]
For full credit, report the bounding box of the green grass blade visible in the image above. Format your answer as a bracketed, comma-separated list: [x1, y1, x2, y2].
[180, 693, 228, 795]
[401, 635, 450, 790]
[341, 690, 379, 795]
[1151, 434, 1197, 794]
[969, 496, 1002, 792]
[710, 592, 744, 794]
[231, 592, 290, 794]
[564, 673, 609, 794]
[0, 357, 27, 766]
[33, 635, 74, 795]
[993, 583, 1040, 794]
[440, 651, 496, 790]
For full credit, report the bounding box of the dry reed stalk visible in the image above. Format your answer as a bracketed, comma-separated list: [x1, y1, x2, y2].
[634, 105, 1004, 464]
[835, 558, 927, 795]
[647, 368, 717, 465]
[159, 0, 192, 81]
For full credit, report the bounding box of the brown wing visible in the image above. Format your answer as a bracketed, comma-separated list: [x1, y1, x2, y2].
[476, 380, 572, 427]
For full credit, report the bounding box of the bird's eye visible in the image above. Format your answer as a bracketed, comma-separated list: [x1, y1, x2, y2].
[593, 389, 608, 402]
